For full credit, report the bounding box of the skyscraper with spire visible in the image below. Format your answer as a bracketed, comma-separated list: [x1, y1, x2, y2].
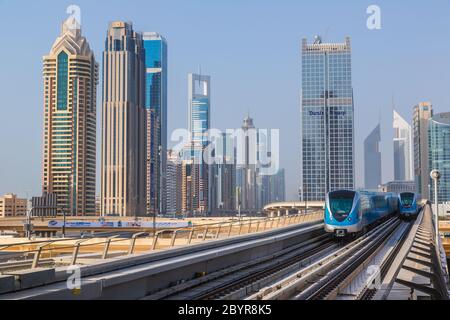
[42, 17, 98, 215]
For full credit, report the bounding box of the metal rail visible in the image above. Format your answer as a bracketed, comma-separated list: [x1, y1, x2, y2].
[0, 212, 322, 272]
[374, 206, 450, 300]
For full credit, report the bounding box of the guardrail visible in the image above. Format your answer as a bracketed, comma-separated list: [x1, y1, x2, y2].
[0, 211, 323, 271]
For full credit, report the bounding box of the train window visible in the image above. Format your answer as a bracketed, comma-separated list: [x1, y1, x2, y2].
[329, 191, 355, 221]
[400, 193, 415, 206]
[373, 196, 387, 209]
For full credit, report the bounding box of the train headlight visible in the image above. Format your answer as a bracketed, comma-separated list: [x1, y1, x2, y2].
[348, 217, 352, 222]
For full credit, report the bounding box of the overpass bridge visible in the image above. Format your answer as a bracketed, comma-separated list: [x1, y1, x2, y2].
[264, 201, 325, 217]
[0, 206, 448, 300]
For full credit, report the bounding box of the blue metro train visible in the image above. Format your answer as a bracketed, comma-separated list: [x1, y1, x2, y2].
[398, 192, 420, 219]
[324, 190, 398, 238]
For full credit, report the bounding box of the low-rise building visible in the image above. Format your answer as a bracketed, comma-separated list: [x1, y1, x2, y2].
[31, 193, 57, 217]
[0, 194, 27, 218]
[379, 181, 416, 194]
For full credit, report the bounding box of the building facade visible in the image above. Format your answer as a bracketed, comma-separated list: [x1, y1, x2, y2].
[143, 33, 168, 216]
[0, 194, 27, 218]
[180, 143, 209, 216]
[413, 102, 433, 199]
[364, 124, 382, 190]
[301, 36, 355, 201]
[101, 22, 147, 217]
[32, 193, 57, 218]
[210, 133, 236, 215]
[166, 149, 182, 216]
[428, 113, 450, 203]
[257, 168, 286, 208]
[393, 110, 414, 181]
[42, 17, 98, 215]
[379, 181, 416, 194]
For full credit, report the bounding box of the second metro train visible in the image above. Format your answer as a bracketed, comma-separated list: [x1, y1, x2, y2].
[398, 192, 420, 219]
[324, 190, 398, 238]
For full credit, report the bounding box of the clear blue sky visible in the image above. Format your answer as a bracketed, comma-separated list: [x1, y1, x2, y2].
[1, 0, 450, 200]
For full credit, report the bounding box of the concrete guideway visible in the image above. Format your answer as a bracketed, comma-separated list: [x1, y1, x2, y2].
[247, 217, 403, 300]
[374, 205, 450, 300]
[0, 220, 324, 300]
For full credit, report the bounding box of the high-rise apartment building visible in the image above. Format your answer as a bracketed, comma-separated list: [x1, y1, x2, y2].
[101, 21, 147, 217]
[413, 102, 433, 199]
[42, 17, 98, 215]
[300, 36, 354, 201]
[143, 33, 168, 216]
[428, 113, 450, 203]
[393, 110, 414, 182]
[364, 124, 382, 190]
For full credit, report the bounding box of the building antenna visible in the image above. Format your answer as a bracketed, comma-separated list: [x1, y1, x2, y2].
[323, 26, 331, 41]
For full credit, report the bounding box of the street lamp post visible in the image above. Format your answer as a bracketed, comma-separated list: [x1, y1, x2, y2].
[430, 170, 441, 245]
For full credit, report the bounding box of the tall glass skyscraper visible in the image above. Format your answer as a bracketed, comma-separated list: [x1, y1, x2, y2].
[428, 113, 450, 203]
[143, 33, 168, 216]
[301, 36, 354, 201]
[101, 22, 147, 217]
[188, 73, 211, 147]
[42, 17, 98, 215]
[364, 124, 382, 190]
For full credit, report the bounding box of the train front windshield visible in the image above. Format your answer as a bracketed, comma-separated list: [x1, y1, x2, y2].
[400, 193, 415, 207]
[329, 191, 355, 221]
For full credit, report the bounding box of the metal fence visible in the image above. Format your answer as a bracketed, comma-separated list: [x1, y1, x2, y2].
[0, 211, 323, 270]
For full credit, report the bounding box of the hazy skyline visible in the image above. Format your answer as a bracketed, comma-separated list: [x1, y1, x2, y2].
[1, 0, 450, 200]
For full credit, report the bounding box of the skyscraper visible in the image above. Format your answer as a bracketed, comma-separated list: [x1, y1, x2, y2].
[42, 17, 98, 215]
[364, 124, 382, 190]
[166, 149, 181, 216]
[237, 115, 259, 212]
[393, 110, 413, 181]
[188, 73, 211, 146]
[413, 102, 433, 199]
[428, 113, 450, 203]
[300, 36, 354, 201]
[180, 143, 209, 216]
[143, 32, 168, 216]
[210, 133, 236, 215]
[101, 22, 146, 217]
[180, 73, 212, 216]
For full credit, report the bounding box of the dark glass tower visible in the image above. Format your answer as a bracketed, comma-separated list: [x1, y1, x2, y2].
[143, 33, 168, 216]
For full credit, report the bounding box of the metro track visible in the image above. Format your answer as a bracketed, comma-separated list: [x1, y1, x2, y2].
[143, 231, 337, 300]
[246, 216, 414, 300]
